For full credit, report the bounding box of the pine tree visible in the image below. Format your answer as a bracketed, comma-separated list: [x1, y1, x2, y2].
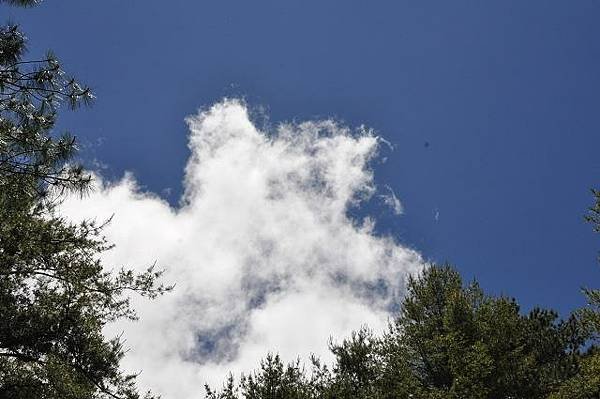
[206, 354, 316, 399]
[380, 265, 583, 399]
[550, 189, 600, 398]
[582, 189, 600, 332]
[0, 2, 171, 398]
[208, 265, 584, 399]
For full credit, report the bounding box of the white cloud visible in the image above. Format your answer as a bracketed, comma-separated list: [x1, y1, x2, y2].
[380, 185, 404, 215]
[61, 99, 423, 399]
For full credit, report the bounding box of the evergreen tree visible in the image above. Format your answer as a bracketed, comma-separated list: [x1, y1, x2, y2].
[379, 265, 582, 399]
[550, 189, 600, 398]
[207, 265, 584, 399]
[0, 2, 171, 398]
[581, 189, 600, 333]
[325, 328, 380, 399]
[206, 354, 316, 399]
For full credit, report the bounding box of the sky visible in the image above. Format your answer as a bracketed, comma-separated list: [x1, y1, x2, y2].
[5, 1, 600, 397]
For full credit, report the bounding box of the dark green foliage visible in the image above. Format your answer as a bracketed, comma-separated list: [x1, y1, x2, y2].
[0, 200, 171, 398]
[585, 189, 600, 235]
[205, 354, 318, 399]
[0, 22, 93, 199]
[582, 188, 600, 337]
[207, 191, 600, 397]
[208, 265, 586, 399]
[382, 266, 583, 399]
[549, 348, 600, 399]
[550, 189, 600, 398]
[582, 189, 600, 327]
[326, 328, 379, 398]
[1, 2, 171, 398]
[239, 355, 311, 399]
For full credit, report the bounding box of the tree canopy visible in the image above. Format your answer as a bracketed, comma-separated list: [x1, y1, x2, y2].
[0, 2, 171, 398]
[549, 189, 600, 399]
[207, 264, 598, 398]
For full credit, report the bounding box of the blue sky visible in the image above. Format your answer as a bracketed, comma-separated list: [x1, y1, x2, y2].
[8, 1, 600, 318]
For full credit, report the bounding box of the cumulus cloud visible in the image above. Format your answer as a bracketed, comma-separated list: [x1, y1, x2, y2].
[61, 99, 423, 399]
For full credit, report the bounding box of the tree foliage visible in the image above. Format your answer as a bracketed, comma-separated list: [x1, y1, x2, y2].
[582, 188, 600, 334]
[207, 265, 590, 399]
[205, 354, 323, 399]
[550, 189, 600, 398]
[0, 22, 93, 198]
[206, 192, 600, 399]
[0, 2, 171, 398]
[380, 266, 583, 399]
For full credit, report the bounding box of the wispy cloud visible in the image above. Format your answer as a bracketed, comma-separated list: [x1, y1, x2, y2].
[380, 185, 404, 215]
[61, 99, 423, 399]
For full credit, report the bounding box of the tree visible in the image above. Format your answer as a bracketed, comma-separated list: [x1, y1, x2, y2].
[582, 189, 600, 334]
[550, 189, 600, 398]
[208, 265, 584, 399]
[0, 23, 92, 198]
[206, 354, 317, 399]
[0, 2, 171, 398]
[379, 265, 583, 399]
